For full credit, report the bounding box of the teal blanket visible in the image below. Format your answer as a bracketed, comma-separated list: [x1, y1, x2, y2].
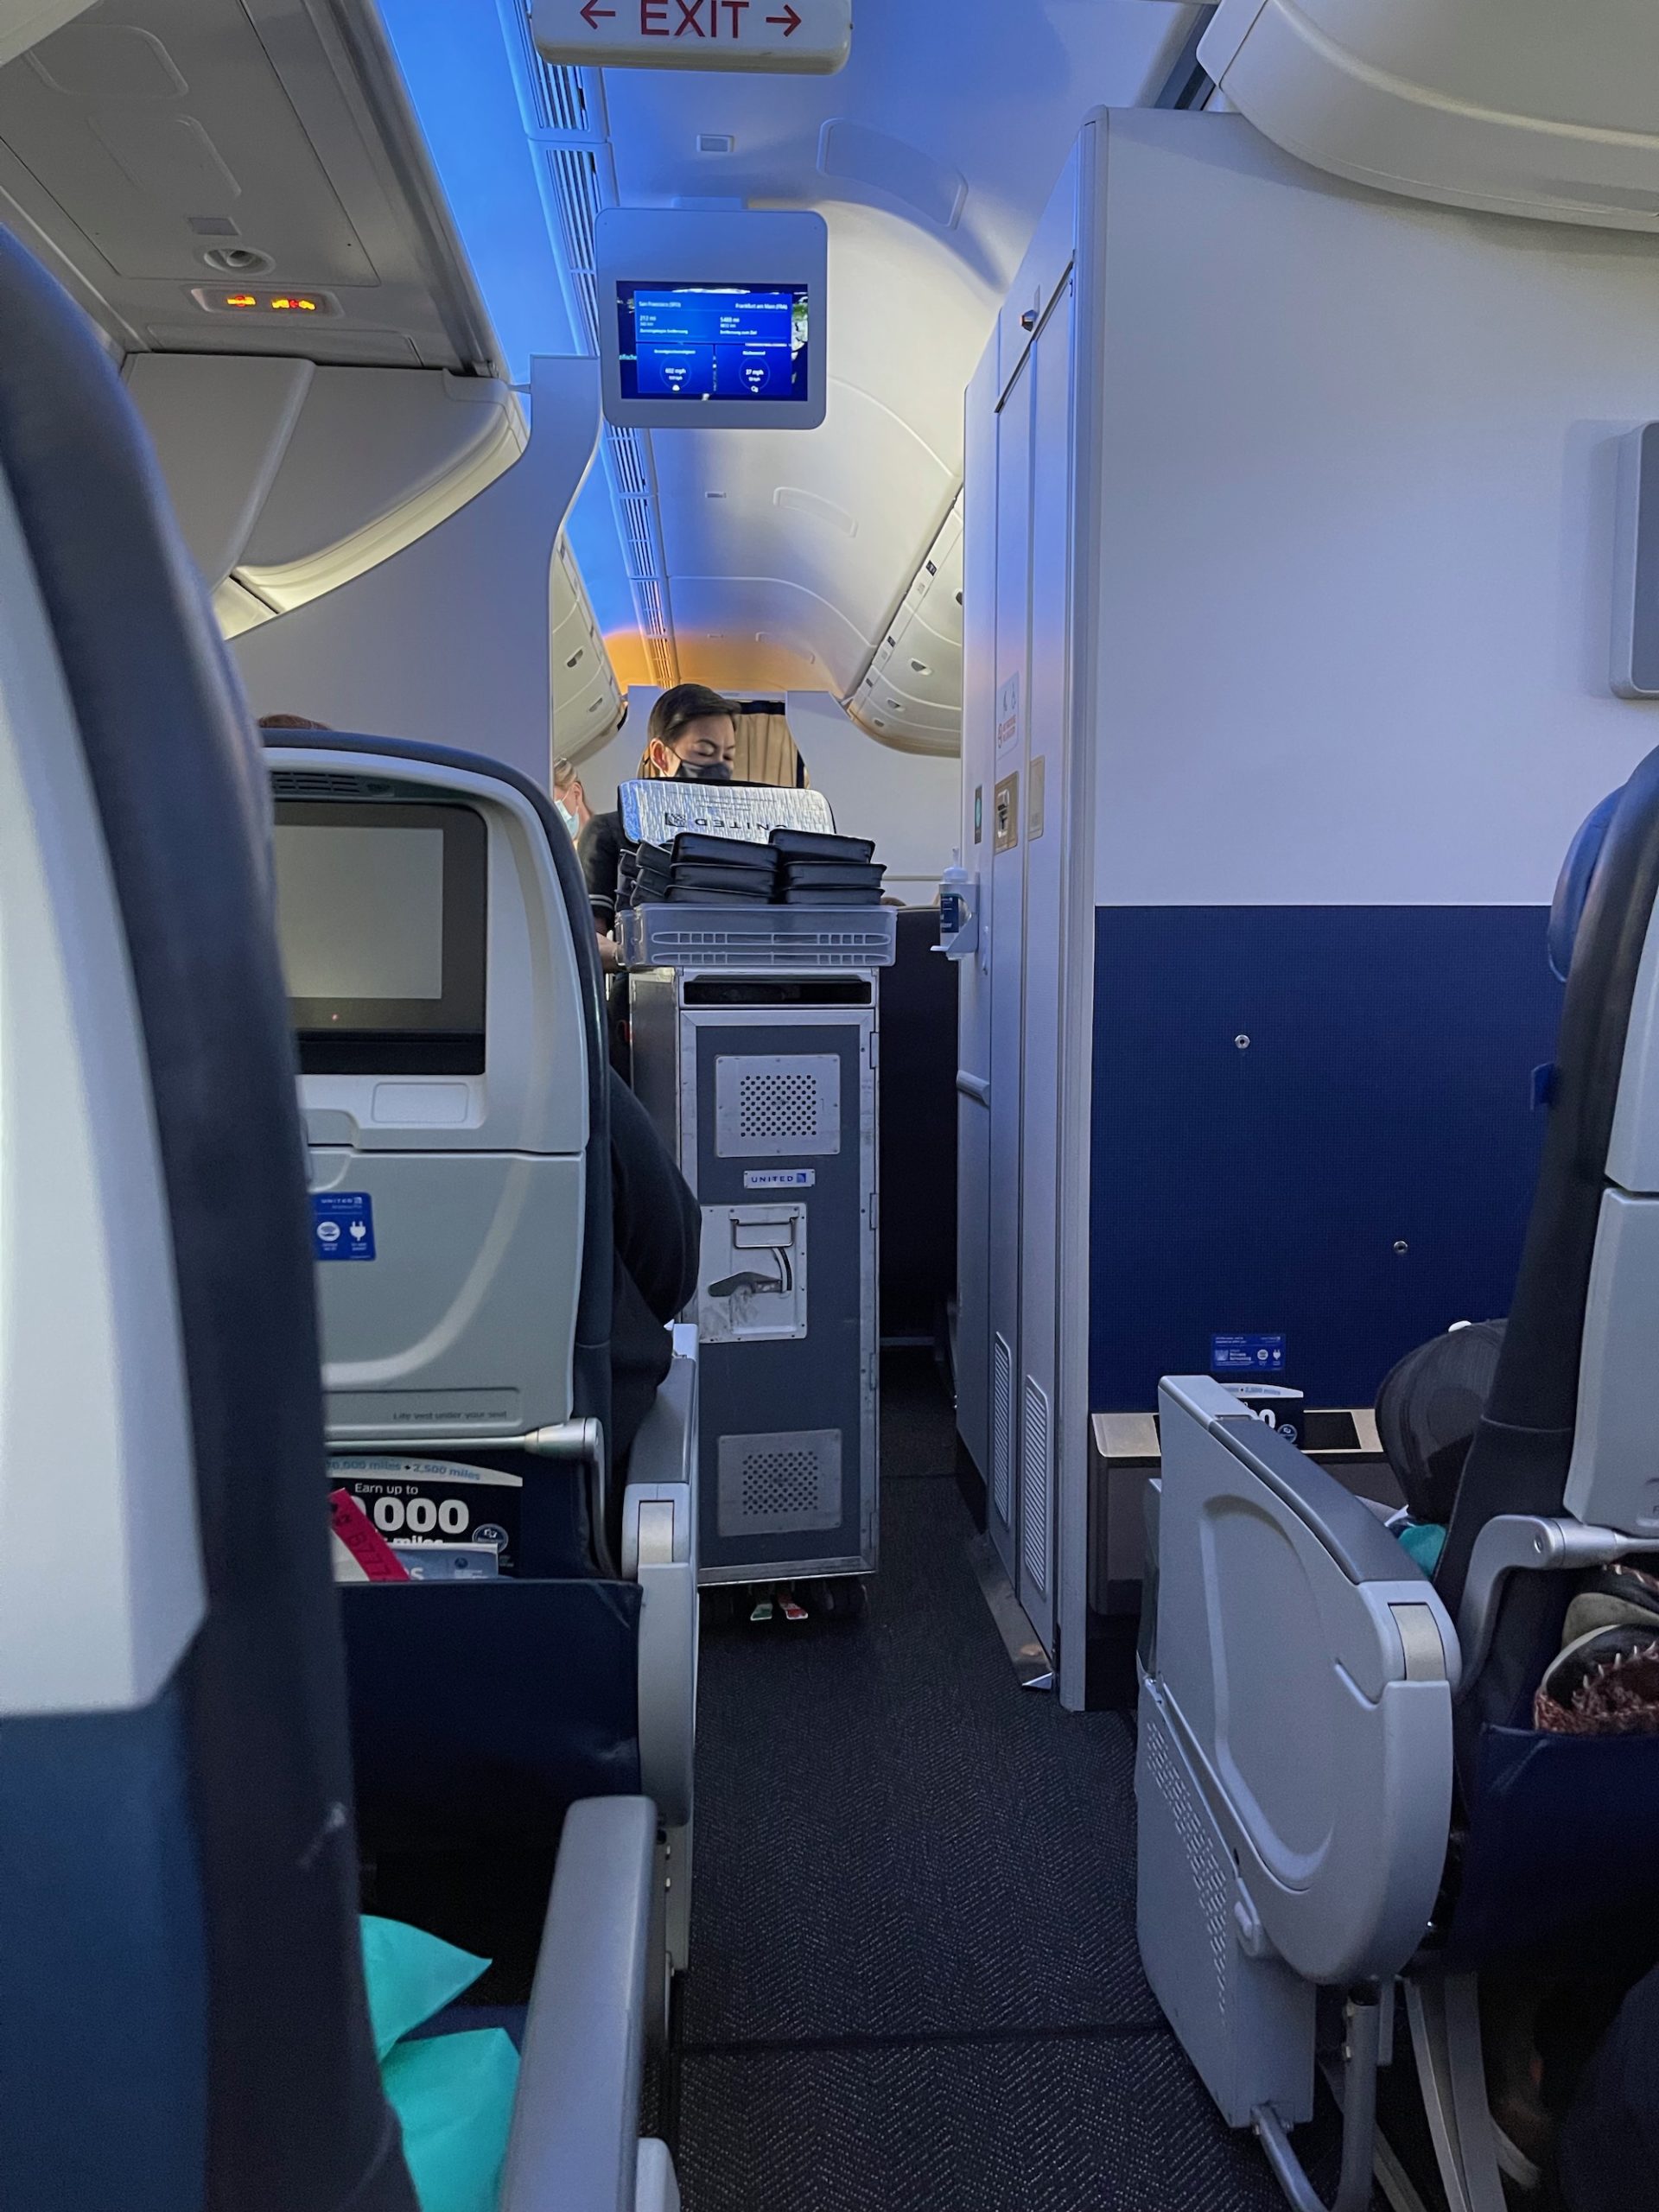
[361, 1916, 519, 2212]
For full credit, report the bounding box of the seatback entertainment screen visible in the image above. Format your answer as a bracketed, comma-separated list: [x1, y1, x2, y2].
[273, 799, 487, 1074]
[616, 281, 810, 405]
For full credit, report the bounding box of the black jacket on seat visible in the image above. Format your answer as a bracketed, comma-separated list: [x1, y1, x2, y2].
[608, 1068, 698, 1465]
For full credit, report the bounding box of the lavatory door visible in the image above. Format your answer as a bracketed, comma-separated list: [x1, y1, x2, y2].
[984, 276, 1073, 1657]
[683, 1006, 879, 1584]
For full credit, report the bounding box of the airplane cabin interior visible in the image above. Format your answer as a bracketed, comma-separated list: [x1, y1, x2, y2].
[4, 3, 1659, 2209]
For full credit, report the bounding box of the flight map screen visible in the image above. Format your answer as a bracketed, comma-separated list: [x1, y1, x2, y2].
[615, 281, 810, 404]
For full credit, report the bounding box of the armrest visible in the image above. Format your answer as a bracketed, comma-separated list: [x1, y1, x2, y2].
[621, 1330, 698, 1830]
[621, 1328, 698, 1562]
[1456, 1513, 1650, 1689]
[499, 1796, 657, 2212]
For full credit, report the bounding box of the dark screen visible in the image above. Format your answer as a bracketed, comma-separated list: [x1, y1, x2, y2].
[273, 799, 486, 1075]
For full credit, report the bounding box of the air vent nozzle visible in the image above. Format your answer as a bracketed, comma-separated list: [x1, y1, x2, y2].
[269, 771, 398, 800]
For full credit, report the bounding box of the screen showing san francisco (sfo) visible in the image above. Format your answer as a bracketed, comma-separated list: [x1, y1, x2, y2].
[615, 281, 810, 404]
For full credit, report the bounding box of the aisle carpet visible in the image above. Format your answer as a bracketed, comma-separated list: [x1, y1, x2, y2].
[673, 1351, 1299, 2211]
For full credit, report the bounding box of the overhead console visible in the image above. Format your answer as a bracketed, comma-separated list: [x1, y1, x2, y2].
[595, 207, 828, 430]
[1201, 0, 1659, 233]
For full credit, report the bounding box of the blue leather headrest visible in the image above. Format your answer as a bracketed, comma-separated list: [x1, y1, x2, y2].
[1549, 788, 1622, 982]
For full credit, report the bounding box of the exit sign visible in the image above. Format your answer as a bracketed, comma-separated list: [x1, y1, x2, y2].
[533, 0, 850, 73]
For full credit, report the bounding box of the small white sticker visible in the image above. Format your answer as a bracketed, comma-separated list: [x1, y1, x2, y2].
[996, 671, 1020, 750]
[744, 1167, 815, 1189]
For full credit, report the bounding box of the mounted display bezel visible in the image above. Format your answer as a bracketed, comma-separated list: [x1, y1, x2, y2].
[595, 207, 829, 431]
[273, 798, 487, 1075]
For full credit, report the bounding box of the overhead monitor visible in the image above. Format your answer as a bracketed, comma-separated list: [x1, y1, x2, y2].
[273, 800, 487, 1074]
[596, 207, 828, 430]
[618, 282, 810, 406]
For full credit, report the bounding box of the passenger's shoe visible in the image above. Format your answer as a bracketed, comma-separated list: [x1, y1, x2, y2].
[1560, 1559, 1659, 1646]
[1535, 1624, 1659, 1733]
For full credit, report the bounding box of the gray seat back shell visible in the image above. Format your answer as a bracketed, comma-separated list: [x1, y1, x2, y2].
[264, 734, 615, 1498]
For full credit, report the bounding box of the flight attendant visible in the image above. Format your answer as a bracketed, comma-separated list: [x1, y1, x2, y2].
[579, 682, 739, 960]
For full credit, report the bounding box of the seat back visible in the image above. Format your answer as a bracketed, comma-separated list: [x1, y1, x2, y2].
[730, 699, 806, 785]
[0, 229, 410, 2212]
[263, 736, 658, 1863]
[263, 733, 615, 1555]
[1441, 743, 1659, 1727]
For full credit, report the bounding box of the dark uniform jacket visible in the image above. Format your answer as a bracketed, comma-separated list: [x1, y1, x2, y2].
[608, 1066, 698, 1465]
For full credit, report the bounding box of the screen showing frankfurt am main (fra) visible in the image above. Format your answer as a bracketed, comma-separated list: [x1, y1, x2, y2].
[615, 281, 810, 404]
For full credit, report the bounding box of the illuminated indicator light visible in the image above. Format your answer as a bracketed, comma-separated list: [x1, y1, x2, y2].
[225, 293, 257, 307]
[268, 296, 319, 312]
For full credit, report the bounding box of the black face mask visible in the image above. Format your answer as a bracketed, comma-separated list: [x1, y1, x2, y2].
[675, 760, 734, 784]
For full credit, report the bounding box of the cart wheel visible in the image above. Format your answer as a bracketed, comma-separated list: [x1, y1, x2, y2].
[816, 1576, 866, 1621]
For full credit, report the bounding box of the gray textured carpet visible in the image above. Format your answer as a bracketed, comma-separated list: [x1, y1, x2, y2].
[673, 1351, 1296, 2210]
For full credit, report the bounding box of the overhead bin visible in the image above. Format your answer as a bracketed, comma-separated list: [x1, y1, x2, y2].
[0, 0, 497, 365]
[124, 352, 527, 635]
[0, 0, 623, 728]
[0, 0, 629, 678]
[845, 490, 963, 754]
[0, 0, 94, 72]
[1201, 0, 1659, 232]
[552, 534, 626, 758]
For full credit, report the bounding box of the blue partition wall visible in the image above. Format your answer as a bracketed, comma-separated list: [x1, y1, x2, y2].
[1089, 906, 1565, 1413]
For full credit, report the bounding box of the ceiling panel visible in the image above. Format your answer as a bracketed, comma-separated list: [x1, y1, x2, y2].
[653, 378, 957, 689]
[669, 573, 872, 693]
[597, 0, 1196, 705]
